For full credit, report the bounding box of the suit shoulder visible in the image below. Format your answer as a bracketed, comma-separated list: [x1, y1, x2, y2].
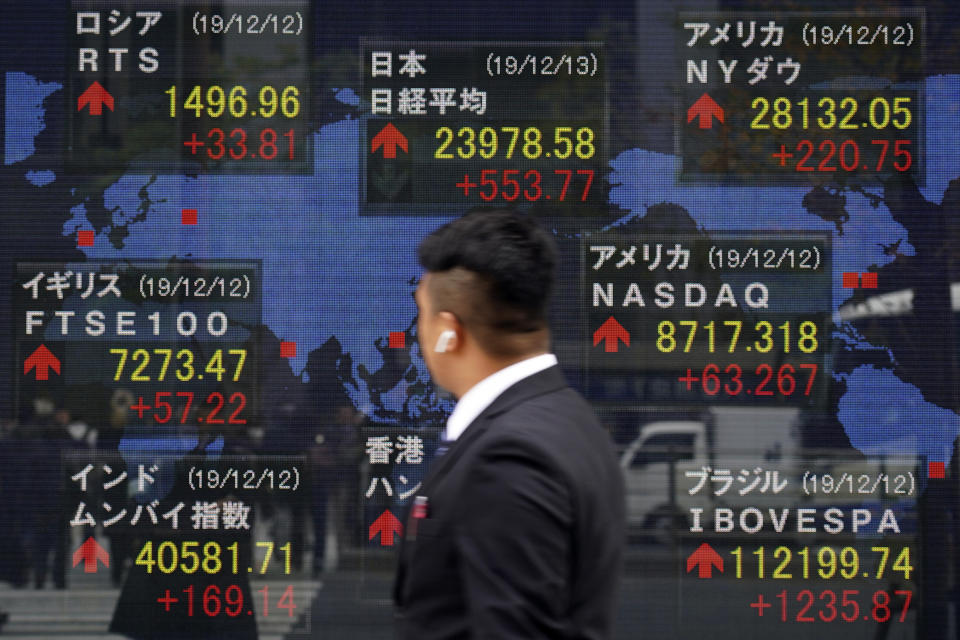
[481, 387, 615, 472]
[496, 386, 604, 441]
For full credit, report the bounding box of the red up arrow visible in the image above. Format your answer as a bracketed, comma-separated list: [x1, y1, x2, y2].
[72, 536, 110, 573]
[686, 93, 724, 129]
[77, 81, 114, 116]
[23, 344, 60, 381]
[369, 510, 404, 546]
[592, 317, 630, 353]
[371, 123, 408, 159]
[686, 542, 724, 578]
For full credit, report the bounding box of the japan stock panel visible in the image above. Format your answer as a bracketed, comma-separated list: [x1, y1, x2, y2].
[583, 232, 831, 407]
[677, 11, 924, 185]
[68, 0, 313, 176]
[10, 258, 319, 634]
[110, 455, 311, 636]
[587, 232, 920, 638]
[360, 41, 608, 214]
[14, 260, 261, 429]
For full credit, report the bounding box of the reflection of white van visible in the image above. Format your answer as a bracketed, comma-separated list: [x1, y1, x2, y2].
[619, 407, 801, 540]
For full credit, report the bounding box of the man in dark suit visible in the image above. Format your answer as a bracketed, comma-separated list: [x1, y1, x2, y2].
[394, 209, 625, 639]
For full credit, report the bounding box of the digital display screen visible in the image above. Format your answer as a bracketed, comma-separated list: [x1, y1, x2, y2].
[0, 1, 957, 638]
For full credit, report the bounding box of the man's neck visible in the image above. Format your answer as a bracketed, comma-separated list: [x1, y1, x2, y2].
[452, 350, 549, 399]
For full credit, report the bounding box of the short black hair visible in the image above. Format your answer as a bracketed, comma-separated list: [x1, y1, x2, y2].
[418, 209, 557, 355]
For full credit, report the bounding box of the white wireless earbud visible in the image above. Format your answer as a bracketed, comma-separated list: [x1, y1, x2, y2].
[434, 330, 456, 353]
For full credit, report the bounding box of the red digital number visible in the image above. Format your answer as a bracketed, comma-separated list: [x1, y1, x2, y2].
[229, 128, 247, 160]
[794, 139, 912, 172]
[206, 392, 225, 424]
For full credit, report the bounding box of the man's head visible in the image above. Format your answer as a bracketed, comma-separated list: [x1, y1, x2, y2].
[415, 209, 557, 396]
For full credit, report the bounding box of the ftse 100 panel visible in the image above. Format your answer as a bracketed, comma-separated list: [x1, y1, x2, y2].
[0, 1, 956, 639]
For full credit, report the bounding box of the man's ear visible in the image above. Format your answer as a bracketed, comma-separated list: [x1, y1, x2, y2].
[434, 330, 456, 353]
[434, 311, 462, 353]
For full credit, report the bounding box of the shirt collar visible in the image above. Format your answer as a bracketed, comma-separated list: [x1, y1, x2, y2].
[443, 353, 558, 442]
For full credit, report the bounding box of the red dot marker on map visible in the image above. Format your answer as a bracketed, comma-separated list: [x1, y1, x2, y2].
[77, 230, 94, 247]
[929, 461, 946, 479]
[842, 272, 859, 289]
[389, 332, 405, 349]
[280, 341, 297, 358]
[181, 208, 198, 225]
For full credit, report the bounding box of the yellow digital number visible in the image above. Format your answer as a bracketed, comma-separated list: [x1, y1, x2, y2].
[175, 348, 195, 381]
[181, 541, 200, 574]
[772, 546, 792, 579]
[184, 85, 203, 117]
[206, 349, 226, 381]
[892, 96, 911, 129]
[229, 86, 248, 118]
[817, 97, 837, 129]
[679, 320, 697, 353]
[724, 320, 742, 352]
[771, 98, 792, 129]
[478, 127, 497, 159]
[838, 97, 858, 129]
[259, 86, 278, 117]
[281, 86, 300, 118]
[554, 127, 573, 158]
[730, 546, 743, 578]
[164, 86, 176, 118]
[157, 540, 177, 574]
[136, 541, 155, 573]
[839, 547, 859, 579]
[154, 348, 172, 381]
[522, 127, 543, 159]
[202, 542, 222, 573]
[206, 85, 225, 118]
[130, 348, 150, 381]
[818, 546, 837, 579]
[433, 124, 592, 160]
[872, 546, 890, 579]
[434, 127, 454, 159]
[868, 97, 890, 129]
[751, 97, 770, 129]
[754, 321, 773, 352]
[229, 349, 247, 381]
[457, 127, 476, 159]
[892, 547, 913, 580]
[501, 126, 520, 158]
[575, 127, 595, 158]
[136, 541, 228, 575]
[656, 321, 676, 352]
[798, 321, 818, 353]
[257, 541, 274, 574]
[110, 348, 128, 381]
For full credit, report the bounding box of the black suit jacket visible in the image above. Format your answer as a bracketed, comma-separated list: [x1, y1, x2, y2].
[393, 365, 625, 639]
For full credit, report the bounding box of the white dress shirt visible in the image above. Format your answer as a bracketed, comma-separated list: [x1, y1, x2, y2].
[443, 353, 558, 442]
